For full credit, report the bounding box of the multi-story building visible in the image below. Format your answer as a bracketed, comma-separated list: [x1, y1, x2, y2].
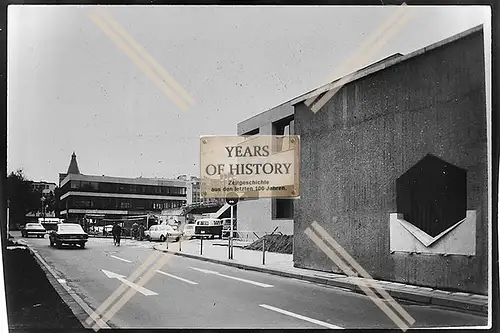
[236, 101, 296, 236]
[58, 153, 188, 225]
[31, 181, 57, 195]
[24, 181, 57, 223]
[177, 174, 224, 205]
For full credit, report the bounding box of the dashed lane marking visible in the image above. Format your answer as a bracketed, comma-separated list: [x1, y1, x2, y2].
[190, 266, 274, 288]
[156, 269, 198, 285]
[110, 255, 132, 263]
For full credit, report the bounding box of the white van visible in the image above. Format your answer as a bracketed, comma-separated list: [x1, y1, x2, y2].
[183, 218, 223, 239]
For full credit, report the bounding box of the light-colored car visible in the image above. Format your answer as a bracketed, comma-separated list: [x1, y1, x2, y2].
[21, 223, 47, 238]
[146, 224, 182, 242]
[49, 223, 89, 248]
[183, 218, 223, 239]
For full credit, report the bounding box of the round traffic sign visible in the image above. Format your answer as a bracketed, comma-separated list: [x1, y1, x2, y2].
[226, 192, 239, 206]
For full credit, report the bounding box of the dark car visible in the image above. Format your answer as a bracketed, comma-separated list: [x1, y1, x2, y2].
[21, 223, 47, 238]
[49, 223, 89, 249]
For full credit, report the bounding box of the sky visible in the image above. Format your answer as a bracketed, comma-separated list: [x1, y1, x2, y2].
[7, 5, 490, 185]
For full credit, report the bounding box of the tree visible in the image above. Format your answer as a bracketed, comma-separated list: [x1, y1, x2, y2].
[6, 169, 41, 227]
[44, 188, 58, 216]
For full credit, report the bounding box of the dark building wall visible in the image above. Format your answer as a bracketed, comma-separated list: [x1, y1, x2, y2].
[293, 29, 487, 294]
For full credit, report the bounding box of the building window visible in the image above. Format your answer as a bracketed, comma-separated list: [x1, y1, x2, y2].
[74, 199, 93, 208]
[120, 201, 131, 209]
[272, 116, 294, 153]
[272, 198, 294, 219]
[71, 181, 80, 189]
[243, 128, 260, 136]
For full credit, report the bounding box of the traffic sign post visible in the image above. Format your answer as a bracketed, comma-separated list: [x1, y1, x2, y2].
[226, 192, 239, 260]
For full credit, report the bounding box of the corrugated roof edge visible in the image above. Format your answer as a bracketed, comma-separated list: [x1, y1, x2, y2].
[290, 24, 484, 106]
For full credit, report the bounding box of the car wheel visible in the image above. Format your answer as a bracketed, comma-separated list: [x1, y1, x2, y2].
[80, 242, 86, 249]
[175, 236, 180, 242]
[55, 241, 61, 249]
[159, 235, 166, 242]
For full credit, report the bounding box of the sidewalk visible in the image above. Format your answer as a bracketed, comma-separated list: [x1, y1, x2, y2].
[154, 239, 488, 316]
[3, 238, 86, 331]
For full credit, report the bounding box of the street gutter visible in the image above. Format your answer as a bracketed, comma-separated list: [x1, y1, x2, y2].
[14, 240, 113, 330]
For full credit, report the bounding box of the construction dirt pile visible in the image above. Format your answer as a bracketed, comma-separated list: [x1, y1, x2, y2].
[243, 234, 293, 254]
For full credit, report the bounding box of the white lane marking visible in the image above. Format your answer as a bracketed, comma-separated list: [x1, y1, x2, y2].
[101, 269, 158, 296]
[190, 267, 274, 288]
[259, 304, 344, 329]
[156, 270, 198, 285]
[110, 255, 132, 263]
[57, 279, 67, 284]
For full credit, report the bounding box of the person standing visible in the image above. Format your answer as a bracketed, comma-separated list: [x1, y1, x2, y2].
[132, 222, 138, 240]
[112, 222, 122, 246]
[138, 223, 145, 241]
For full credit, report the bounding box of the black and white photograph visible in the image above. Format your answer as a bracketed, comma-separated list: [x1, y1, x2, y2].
[1, 3, 494, 332]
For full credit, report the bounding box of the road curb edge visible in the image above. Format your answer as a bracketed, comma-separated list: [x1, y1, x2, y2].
[20, 242, 111, 330]
[153, 245, 488, 317]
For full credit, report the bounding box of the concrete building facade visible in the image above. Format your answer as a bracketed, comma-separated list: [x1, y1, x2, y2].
[236, 102, 296, 236]
[291, 26, 488, 294]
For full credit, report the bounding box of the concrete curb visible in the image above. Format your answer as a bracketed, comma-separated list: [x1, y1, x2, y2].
[153, 245, 488, 317]
[14, 241, 111, 330]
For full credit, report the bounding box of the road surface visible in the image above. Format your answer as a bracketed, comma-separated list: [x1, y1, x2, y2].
[14, 233, 488, 329]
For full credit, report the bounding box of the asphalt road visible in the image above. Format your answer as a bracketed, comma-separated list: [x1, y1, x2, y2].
[14, 233, 487, 330]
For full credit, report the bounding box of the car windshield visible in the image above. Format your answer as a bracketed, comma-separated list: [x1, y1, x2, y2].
[59, 224, 83, 233]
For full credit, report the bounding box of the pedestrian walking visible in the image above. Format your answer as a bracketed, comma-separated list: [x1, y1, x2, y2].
[112, 222, 122, 246]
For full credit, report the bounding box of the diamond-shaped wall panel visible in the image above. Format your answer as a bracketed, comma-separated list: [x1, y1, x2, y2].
[396, 154, 467, 237]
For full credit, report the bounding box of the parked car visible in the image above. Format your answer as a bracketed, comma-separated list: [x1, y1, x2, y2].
[21, 223, 47, 238]
[49, 223, 89, 248]
[145, 224, 182, 242]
